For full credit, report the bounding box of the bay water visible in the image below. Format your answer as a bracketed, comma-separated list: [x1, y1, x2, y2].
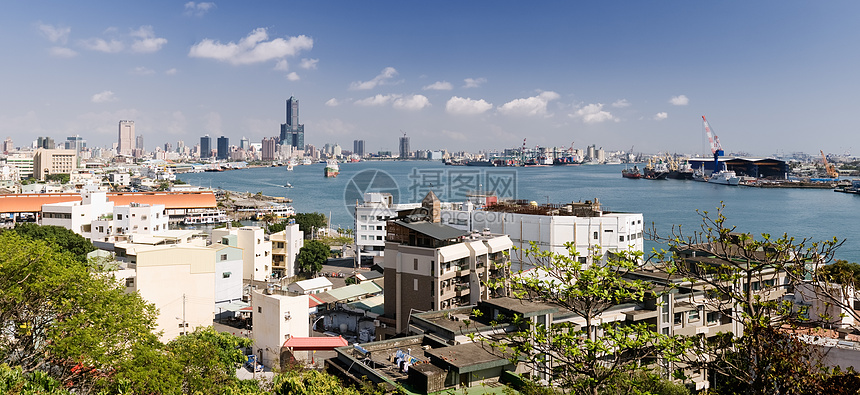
[178, 161, 860, 263]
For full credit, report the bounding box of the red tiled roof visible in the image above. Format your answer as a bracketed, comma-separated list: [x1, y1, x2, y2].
[0, 191, 216, 213]
[308, 294, 325, 308]
[283, 336, 348, 351]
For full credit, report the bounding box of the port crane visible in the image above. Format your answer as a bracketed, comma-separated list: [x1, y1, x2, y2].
[702, 116, 724, 173]
[820, 150, 839, 179]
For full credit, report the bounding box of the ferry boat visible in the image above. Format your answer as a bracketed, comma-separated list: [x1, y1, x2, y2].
[250, 204, 296, 220]
[182, 209, 228, 225]
[302, 158, 312, 165]
[324, 159, 339, 177]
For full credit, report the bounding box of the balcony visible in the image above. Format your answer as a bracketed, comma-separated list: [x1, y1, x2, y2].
[455, 283, 470, 297]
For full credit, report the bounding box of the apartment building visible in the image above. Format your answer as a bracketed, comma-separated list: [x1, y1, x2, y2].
[251, 289, 309, 368]
[270, 223, 304, 278]
[212, 226, 273, 282]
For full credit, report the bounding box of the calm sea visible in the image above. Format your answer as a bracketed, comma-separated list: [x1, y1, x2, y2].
[178, 161, 860, 263]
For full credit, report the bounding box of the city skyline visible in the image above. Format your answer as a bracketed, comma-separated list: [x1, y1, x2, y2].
[2, 2, 860, 156]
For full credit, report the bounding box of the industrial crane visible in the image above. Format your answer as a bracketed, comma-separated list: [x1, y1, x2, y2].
[702, 116, 724, 173]
[820, 150, 839, 179]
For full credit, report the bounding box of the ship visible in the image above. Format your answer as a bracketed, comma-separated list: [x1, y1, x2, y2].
[643, 159, 669, 180]
[464, 160, 495, 167]
[182, 209, 228, 225]
[324, 159, 339, 178]
[708, 163, 740, 186]
[622, 165, 641, 179]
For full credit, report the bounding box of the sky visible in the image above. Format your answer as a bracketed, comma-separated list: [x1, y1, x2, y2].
[1, 1, 859, 157]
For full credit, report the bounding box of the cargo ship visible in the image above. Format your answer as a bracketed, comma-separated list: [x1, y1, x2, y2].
[324, 159, 339, 178]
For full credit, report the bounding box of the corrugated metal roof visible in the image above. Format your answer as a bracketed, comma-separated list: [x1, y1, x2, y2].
[0, 191, 217, 213]
[325, 281, 382, 302]
[347, 295, 385, 315]
[393, 220, 469, 241]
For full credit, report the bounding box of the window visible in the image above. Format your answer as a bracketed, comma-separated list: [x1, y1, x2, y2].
[707, 311, 720, 325]
[414, 258, 418, 271]
[619, 236, 624, 242]
[221, 254, 228, 261]
[413, 279, 418, 291]
[125, 278, 134, 287]
[604, 229, 613, 232]
[593, 231, 598, 239]
[688, 309, 700, 322]
[117, 214, 123, 220]
[376, 226, 383, 230]
[376, 236, 382, 240]
[258, 307, 262, 313]
[674, 312, 683, 325]
[223, 272, 232, 278]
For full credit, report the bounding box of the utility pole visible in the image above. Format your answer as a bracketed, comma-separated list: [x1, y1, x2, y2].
[182, 293, 187, 335]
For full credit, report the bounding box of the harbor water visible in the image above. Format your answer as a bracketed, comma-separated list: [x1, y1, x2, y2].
[178, 161, 860, 263]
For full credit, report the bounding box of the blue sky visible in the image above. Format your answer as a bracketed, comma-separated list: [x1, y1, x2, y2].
[1, 1, 858, 156]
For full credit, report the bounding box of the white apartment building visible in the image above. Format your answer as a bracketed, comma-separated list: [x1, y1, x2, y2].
[251, 289, 310, 367]
[354, 192, 419, 256]
[212, 226, 273, 282]
[270, 223, 304, 278]
[41, 189, 168, 242]
[41, 189, 115, 239]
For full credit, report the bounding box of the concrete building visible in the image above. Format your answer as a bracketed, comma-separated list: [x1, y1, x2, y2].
[91, 202, 169, 242]
[5, 155, 33, 180]
[355, 192, 421, 258]
[261, 137, 277, 161]
[353, 139, 365, 158]
[217, 136, 229, 160]
[399, 135, 410, 159]
[118, 120, 135, 156]
[270, 223, 304, 278]
[41, 189, 114, 239]
[33, 148, 77, 181]
[287, 277, 333, 295]
[200, 135, 212, 158]
[212, 226, 273, 282]
[250, 289, 309, 367]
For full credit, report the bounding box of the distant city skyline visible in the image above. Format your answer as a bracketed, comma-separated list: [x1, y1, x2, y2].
[2, 2, 860, 156]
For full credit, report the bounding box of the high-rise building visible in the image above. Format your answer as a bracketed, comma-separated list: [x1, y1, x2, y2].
[240, 137, 250, 150]
[36, 137, 55, 150]
[353, 140, 365, 158]
[261, 137, 276, 161]
[217, 136, 229, 160]
[136, 135, 144, 153]
[399, 134, 410, 159]
[279, 96, 304, 149]
[2, 137, 12, 154]
[118, 120, 135, 155]
[64, 135, 86, 154]
[200, 135, 212, 158]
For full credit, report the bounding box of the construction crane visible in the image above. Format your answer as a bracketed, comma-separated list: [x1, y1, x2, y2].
[820, 150, 839, 179]
[702, 116, 724, 173]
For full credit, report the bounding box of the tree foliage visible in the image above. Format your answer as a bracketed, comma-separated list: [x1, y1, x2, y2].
[9, 223, 95, 263]
[293, 212, 326, 238]
[477, 243, 690, 395]
[272, 369, 361, 395]
[296, 240, 330, 276]
[165, 327, 255, 394]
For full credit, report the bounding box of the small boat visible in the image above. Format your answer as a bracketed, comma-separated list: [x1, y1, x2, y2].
[708, 164, 740, 186]
[182, 209, 228, 225]
[622, 165, 641, 179]
[284, 183, 293, 188]
[324, 159, 339, 178]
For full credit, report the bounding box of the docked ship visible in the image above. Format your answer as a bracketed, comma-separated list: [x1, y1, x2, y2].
[182, 209, 228, 225]
[324, 159, 339, 177]
[464, 160, 495, 167]
[708, 164, 740, 186]
[643, 159, 669, 180]
[622, 165, 641, 179]
[250, 204, 296, 220]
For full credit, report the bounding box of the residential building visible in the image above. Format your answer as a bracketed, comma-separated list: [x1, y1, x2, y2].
[212, 226, 273, 282]
[5, 155, 33, 180]
[36, 136, 55, 149]
[200, 135, 212, 158]
[91, 202, 169, 242]
[261, 137, 277, 161]
[33, 148, 77, 180]
[217, 136, 229, 160]
[280, 96, 304, 149]
[382, 192, 513, 334]
[270, 223, 304, 278]
[288, 277, 333, 295]
[118, 120, 135, 155]
[64, 135, 86, 154]
[355, 192, 420, 258]
[353, 139, 365, 158]
[41, 189, 114, 238]
[2, 136, 12, 154]
[251, 289, 309, 367]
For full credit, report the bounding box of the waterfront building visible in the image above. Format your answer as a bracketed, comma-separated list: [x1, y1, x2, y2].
[118, 120, 135, 155]
[353, 139, 365, 158]
[270, 223, 304, 278]
[280, 96, 305, 149]
[399, 134, 410, 159]
[41, 189, 114, 239]
[355, 192, 421, 258]
[200, 135, 212, 158]
[217, 136, 229, 160]
[33, 148, 77, 181]
[382, 194, 513, 334]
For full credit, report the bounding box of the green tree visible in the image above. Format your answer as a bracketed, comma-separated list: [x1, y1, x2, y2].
[165, 327, 254, 394]
[0, 231, 158, 393]
[476, 243, 689, 395]
[272, 369, 361, 395]
[9, 223, 95, 263]
[0, 364, 73, 395]
[45, 173, 70, 184]
[293, 212, 326, 238]
[296, 240, 330, 276]
[649, 203, 845, 394]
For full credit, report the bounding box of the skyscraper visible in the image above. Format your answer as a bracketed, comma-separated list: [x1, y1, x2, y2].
[200, 135, 212, 158]
[36, 137, 55, 149]
[217, 136, 229, 160]
[261, 137, 276, 161]
[353, 139, 365, 158]
[399, 134, 410, 159]
[118, 120, 135, 155]
[279, 96, 304, 149]
[65, 135, 86, 154]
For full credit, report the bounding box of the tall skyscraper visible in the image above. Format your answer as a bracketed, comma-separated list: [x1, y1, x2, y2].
[136, 135, 144, 152]
[200, 135, 212, 158]
[399, 134, 410, 159]
[36, 137, 55, 149]
[118, 120, 135, 155]
[353, 139, 365, 157]
[2, 137, 12, 154]
[64, 135, 86, 154]
[279, 96, 304, 149]
[240, 137, 250, 150]
[217, 136, 229, 160]
[261, 137, 276, 161]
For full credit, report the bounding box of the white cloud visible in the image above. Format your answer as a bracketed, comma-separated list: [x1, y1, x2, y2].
[314, 118, 356, 136]
[498, 91, 560, 117]
[188, 28, 313, 65]
[130, 26, 167, 53]
[654, 112, 668, 121]
[612, 99, 631, 108]
[130, 66, 155, 75]
[354, 94, 398, 106]
[274, 59, 289, 71]
[38, 23, 70, 44]
[570, 103, 617, 124]
[49, 47, 77, 58]
[669, 95, 689, 106]
[184, 2, 216, 16]
[286, 72, 300, 81]
[393, 95, 430, 110]
[463, 78, 486, 88]
[165, 68, 178, 75]
[79, 38, 124, 53]
[446, 96, 493, 115]
[91, 90, 117, 103]
[423, 81, 453, 91]
[300, 58, 318, 69]
[350, 67, 398, 90]
[325, 98, 340, 107]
